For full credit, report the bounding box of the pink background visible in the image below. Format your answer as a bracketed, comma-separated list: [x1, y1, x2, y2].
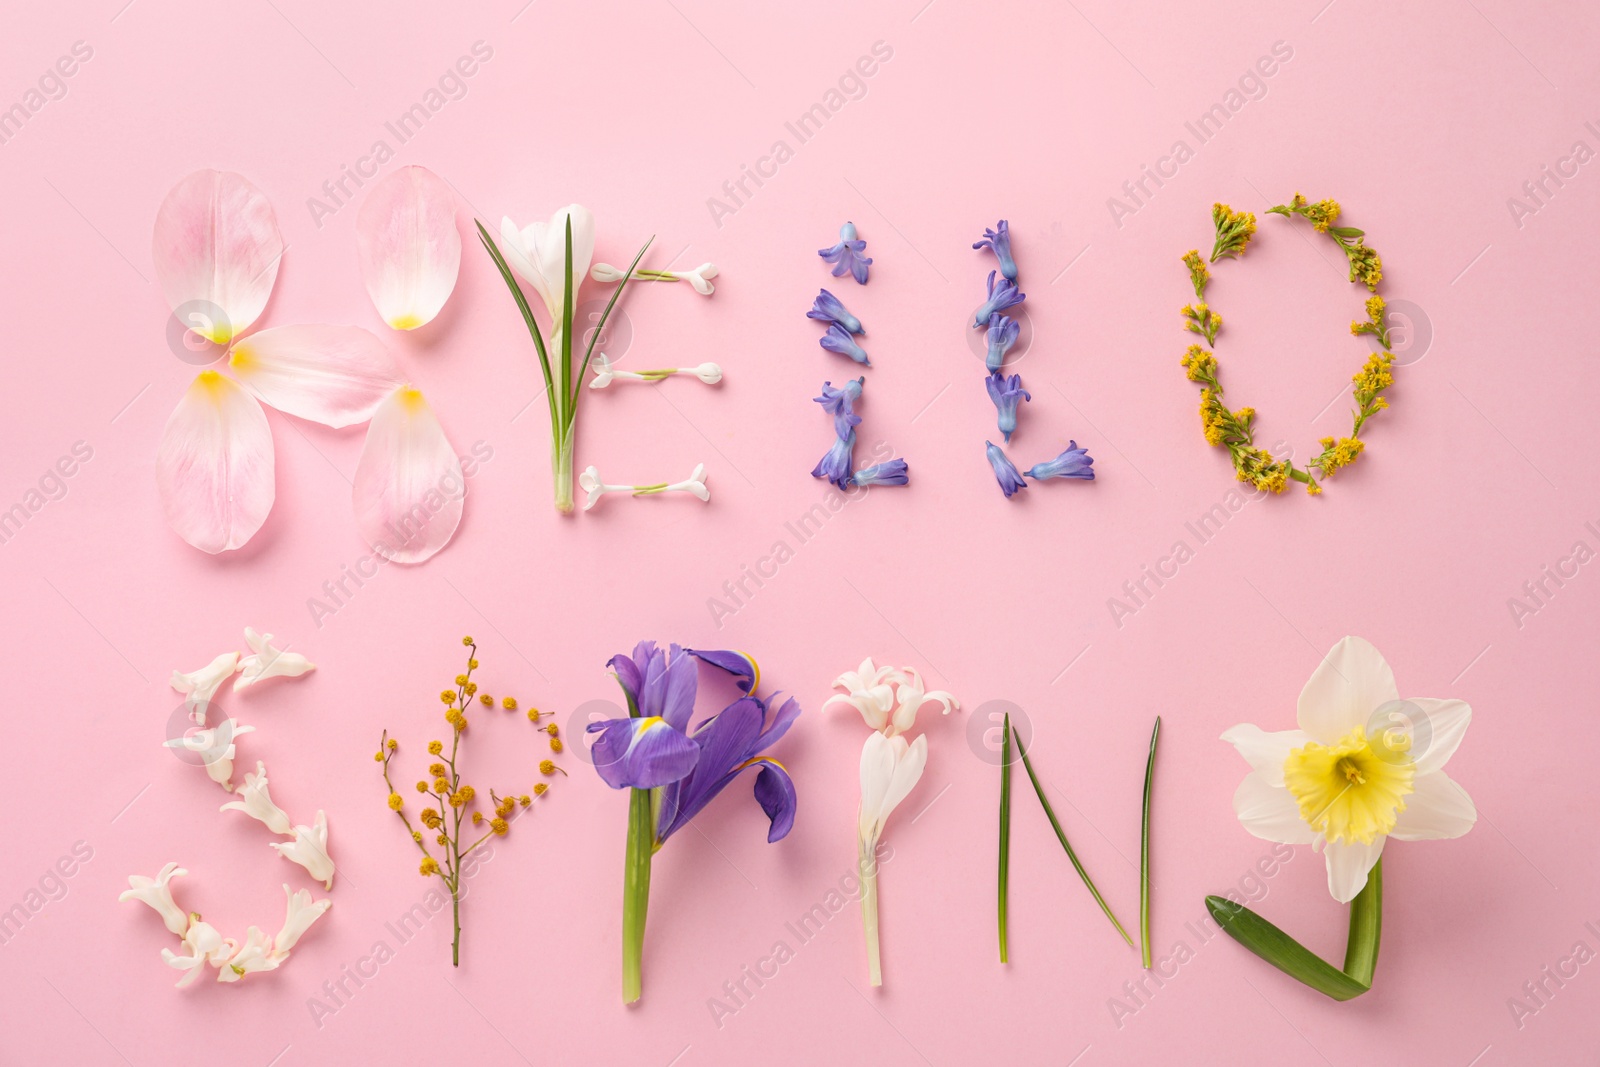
[3, 0, 1597, 1063]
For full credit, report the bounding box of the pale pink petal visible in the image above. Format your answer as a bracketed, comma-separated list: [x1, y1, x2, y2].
[228, 324, 402, 428]
[157, 371, 275, 553]
[353, 386, 463, 564]
[152, 170, 283, 344]
[1233, 772, 1316, 845]
[356, 166, 461, 330]
[1296, 636, 1399, 744]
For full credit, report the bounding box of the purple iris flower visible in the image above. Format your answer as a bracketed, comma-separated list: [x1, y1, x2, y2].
[1025, 441, 1096, 481]
[972, 270, 1025, 328]
[814, 377, 865, 439]
[852, 459, 909, 487]
[812, 430, 857, 490]
[820, 322, 871, 365]
[806, 288, 864, 334]
[985, 313, 1020, 373]
[972, 220, 1018, 281]
[818, 221, 872, 284]
[985, 440, 1027, 498]
[587, 641, 800, 845]
[985, 372, 1031, 443]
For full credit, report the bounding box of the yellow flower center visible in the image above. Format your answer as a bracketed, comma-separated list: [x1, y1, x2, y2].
[1282, 727, 1415, 845]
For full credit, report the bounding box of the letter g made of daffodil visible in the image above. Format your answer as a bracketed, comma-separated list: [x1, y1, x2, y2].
[1209, 636, 1476, 999]
[585, 643, 799, 1004]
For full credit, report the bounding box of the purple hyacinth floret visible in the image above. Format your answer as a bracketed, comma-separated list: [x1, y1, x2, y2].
[813, 377, 865, 439]
[1025, 441, 1096, 482]
[985, 372, 1031, 443]
[806, 288, 864, 334]
[972, 220, 1017, 282]
[852, 459, 909, 487]
[972, 269, 1025, 328]
[985, 313, 1020, 373]
[812, 430, 857, 490]
[985, 440, 1027, 498]
[818, 221, 872, 285]
[820, 322, 871, 365]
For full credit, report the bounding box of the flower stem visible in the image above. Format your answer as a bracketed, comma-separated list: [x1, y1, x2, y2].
[621, 785, 654, 1003]
[1139, 716, 1161, 969]
[1342, 858, 1382, 986]
[552, 431, 575, 515]
[998, 713, 1011, 965]
[451, 891, 461, 967]
[860, 835, 882, 986]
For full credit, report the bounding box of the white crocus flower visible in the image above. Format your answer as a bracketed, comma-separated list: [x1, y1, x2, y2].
[119, 863, 189, 936]
[579, 464, 710, 509]
[587, 353, 723, 389]
[217, 926, 280, 982]
[169, 651, 240, 720]
[499, 204, 596, 322]
[164, 718, 255, 791]
[235, 628, 315, 692]
[271, 810, 334, 889]
[220, 762, 293, 835]
[590, 261, 718, 295]
[272, 884, 332, 958]
[887, 668, 960, 737]
[1221, 636, 1476, 903]
[856, 730, 929, 986]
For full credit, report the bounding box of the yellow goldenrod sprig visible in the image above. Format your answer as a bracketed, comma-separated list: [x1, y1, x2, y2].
[375, 638, 564, 966]
[1181, 304, 1222, 347]
[1182, 250, 1210, 299]
[1268, 193, 1383, 290]
[1209, 203, 1257, 263]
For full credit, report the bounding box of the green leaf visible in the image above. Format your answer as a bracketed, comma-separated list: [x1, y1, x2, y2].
[1329, 225, 1366, 238]
[475, 221, 557, 429]
[998, 713, 1012, 964]
[560, 217, 573, 423]
[1013, 724, 1133, 946]
[1140, 716, 1160, 969]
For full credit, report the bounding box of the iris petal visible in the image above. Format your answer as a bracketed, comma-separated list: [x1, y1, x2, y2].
[688, 648, 759, 693]
[587, 716, 699, 789]
[753, 760, 797, 842]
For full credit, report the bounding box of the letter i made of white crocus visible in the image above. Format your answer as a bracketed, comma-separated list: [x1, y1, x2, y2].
[825, 658, 959, 986]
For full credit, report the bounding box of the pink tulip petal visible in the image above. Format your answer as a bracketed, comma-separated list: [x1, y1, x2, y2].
[228, 324, 403, 428]
[152, 170, 283, 344]
[353, 386, 463, 564]
[356, 166, 461, 330]
[157, 371, 275, 553]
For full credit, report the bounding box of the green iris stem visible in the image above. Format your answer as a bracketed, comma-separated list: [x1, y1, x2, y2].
[998, 714, 1012, 964]
[1205, 857, 1382, 1000]
[1139, 716, 1160, 969]
[621, 785, 654, 1004]
[1013, 725, 1134, 947]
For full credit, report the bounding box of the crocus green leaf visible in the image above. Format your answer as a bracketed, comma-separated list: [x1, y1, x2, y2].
[998, 712, 1012, 964]
[1140, 716, 1160, 969]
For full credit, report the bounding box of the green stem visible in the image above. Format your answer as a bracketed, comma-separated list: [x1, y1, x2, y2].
[552, 431, 575, 515]
[451, 889, 461, 967]
[1012, 725, 1134, 946]
[860, 835, 882, 986]
[621, 786, 654, 1004]
[1139, 716, 1160, 969]
[1204, 857, 1382, 1001]
[998, 714, 1011, 964]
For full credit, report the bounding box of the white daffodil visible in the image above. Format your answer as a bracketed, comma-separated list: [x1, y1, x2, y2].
[235, 628, 315, 692]
[587, 353, 723, 389]
[857, 730, 929, 987]
[271, 810, 334, 889]
[220, 761, 293, 835]
[1221, 636, 1476, 903]
[169, 651, 240, 720]
[579, 464, 710, 510]
[119, 863, 189, 936]
[823, 657, 899, 731]
[591, 261, 718, 295]
[217, 926, 280, 982]
[499, 204, 596, 323]
[272, 884, 332, 959]
[164, 718, 255, 791]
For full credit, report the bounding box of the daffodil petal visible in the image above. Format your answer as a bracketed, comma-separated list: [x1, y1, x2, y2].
[352, 386, 463, 564]
[1388, 770, 1476, 841]
[157, 371, 275, 553]
[1296, 636, 1399, 744]
[1323, 835, 1385, 903]
[1221, 724, 1311, 787]
[1233, 771, 1316, 844]
[356, 166, 461, 330]
[1405, 698, 1471, 775]
[226, 324, 402, 428]
[152, 170, 283, 344]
